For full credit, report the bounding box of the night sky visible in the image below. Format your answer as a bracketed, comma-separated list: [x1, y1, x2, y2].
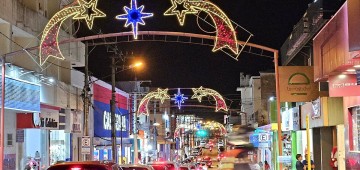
[76, 0, 313, 95]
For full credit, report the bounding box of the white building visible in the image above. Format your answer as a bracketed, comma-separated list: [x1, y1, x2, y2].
[0, 0, 86, 169]
[236, 73, 261, 126]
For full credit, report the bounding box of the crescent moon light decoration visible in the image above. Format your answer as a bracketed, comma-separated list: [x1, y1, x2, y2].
[137, 88, 171, 116]
[164, 0, 239, 55]
[39, 0, 106, 66]
[191, 86, 228, 112]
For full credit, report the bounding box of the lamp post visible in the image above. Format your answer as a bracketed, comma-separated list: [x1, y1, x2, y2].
[111, 57, 143, 163]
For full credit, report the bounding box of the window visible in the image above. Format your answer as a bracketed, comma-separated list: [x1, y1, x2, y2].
[351, 107, 360, 151]
[7, 134, 13, 146]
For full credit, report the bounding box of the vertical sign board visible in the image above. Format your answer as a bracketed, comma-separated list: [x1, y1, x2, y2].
[81, 136, 91, 154]
[279, 66, 318, 102]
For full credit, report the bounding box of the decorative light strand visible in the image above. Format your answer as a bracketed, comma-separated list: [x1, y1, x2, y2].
[191, 86, 228, 112]
[164, 0, 239, 55]
[137, 88, 170, 116]
[39, 0, 106, 66]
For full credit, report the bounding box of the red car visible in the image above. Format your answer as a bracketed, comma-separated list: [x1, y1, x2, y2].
[47, 161, 116, 170]
[149, 161, 177, 170]
[217, 153, 225, 161]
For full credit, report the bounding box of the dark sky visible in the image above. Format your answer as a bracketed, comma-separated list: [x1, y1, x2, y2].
[77, 0, 313, 95]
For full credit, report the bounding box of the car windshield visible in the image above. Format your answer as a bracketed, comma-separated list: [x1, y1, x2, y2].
[47, 165, 108, 170]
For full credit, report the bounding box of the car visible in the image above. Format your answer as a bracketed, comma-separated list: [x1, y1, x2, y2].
[114, 164, 155, 170]
[217, 153, 225, 161]
[179, 165, 191, 170]
[217, 141, 224, 147]
[199, 141, 206, 148]
[149, 161, 178, 170]
[200, 157, 212, 168]
[47, 161, 116, 170]
[218, 146, 225, 153]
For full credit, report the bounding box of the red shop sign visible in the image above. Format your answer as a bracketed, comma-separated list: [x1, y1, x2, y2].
[329, 74, 360, 97]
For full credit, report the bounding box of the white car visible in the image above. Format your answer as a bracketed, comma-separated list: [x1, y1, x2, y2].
[199, 141, 206, 148]
[217, 141, 224, 147]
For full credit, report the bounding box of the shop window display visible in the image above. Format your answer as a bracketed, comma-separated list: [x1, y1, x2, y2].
[351, 107, 360, 151]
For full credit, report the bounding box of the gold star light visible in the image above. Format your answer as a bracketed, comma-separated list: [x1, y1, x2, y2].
[154, 88, 171, 103]
[164, 0, 198, 26]
[191, 86, 207, 102]
[73, 0, 106, 29]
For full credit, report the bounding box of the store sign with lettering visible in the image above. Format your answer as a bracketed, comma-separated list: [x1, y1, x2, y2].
[279, 66, 318, 102]
[329, 74, 360, 97]
[37, 110, 59, 130]
[103, 111, 127, 131]
[93, 100, 129, 138]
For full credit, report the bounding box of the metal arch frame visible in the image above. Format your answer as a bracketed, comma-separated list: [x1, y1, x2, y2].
[3, 31, 274, 59]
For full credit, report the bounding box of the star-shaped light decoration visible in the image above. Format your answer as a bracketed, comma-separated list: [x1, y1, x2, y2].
[73, 0, 106, 29]
[171, 88, 188, 109]
[116, 0, 153, 39]
[164, 0, 198, 26]
[191, 86, 228, 112]
[191, 86, 207, 102]
[154, 88, 171, 104]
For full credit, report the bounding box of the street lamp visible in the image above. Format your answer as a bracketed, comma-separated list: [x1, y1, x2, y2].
[111, 58, 144, 163]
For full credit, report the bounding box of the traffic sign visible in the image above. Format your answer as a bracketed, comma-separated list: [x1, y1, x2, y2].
[81, 136, 91, 154]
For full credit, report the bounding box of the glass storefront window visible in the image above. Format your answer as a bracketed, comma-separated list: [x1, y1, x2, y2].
[352, 107, 360, 151]
[49, 130, 70, 165]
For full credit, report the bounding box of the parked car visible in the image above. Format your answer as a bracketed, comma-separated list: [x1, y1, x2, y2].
[149, 161, 178, 170]
[47, 161, 116, 170]
[114, 164, 155, 170]
[199, 141, 206, 148]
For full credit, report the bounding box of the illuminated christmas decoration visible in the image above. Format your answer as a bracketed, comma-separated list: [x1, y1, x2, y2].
[39, 0, 106, 66]
[116, 0, 153, 39]
[137, 88, 170, 116]
[164, 0, 239, 55]
[164, 0, 197, 26]
[171, 88, 188, 109]
[203, 121, 227, 135]
[191, 86, 228, 112]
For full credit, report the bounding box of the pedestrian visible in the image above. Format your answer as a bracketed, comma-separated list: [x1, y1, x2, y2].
[296, 154, 304, 170]
[264, 160, 270, 170]
[302, 154, 315, 170]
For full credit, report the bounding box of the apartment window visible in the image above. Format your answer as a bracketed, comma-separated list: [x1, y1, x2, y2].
[7, 134, 13, 147]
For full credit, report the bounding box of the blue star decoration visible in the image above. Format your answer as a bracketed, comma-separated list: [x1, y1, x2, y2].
[115, 0, 153, 39]
[171, 88, 188, 109]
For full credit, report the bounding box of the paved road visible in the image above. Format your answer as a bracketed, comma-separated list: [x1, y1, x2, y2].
[202, 148, 219, 170]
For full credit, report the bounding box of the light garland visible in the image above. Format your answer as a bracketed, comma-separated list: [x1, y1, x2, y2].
[39, 0, 106, 66]
[116, 0, 153, 39]
[164, 0, 239, 55]
[171, 88, 188, 109]
[191, 86, 228, 112]
[137, 88, 170, 116]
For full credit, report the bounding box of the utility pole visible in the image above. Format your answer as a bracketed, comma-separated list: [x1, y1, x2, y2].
[111, 56, 118, 163]
[83, 42, 90, 161]
[133, 76, 139, 164]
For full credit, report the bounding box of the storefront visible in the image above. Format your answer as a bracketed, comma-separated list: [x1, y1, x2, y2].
[0, 75, 41, 170]
[91, 81, 130, 163]
[16, 104, 72, 168]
